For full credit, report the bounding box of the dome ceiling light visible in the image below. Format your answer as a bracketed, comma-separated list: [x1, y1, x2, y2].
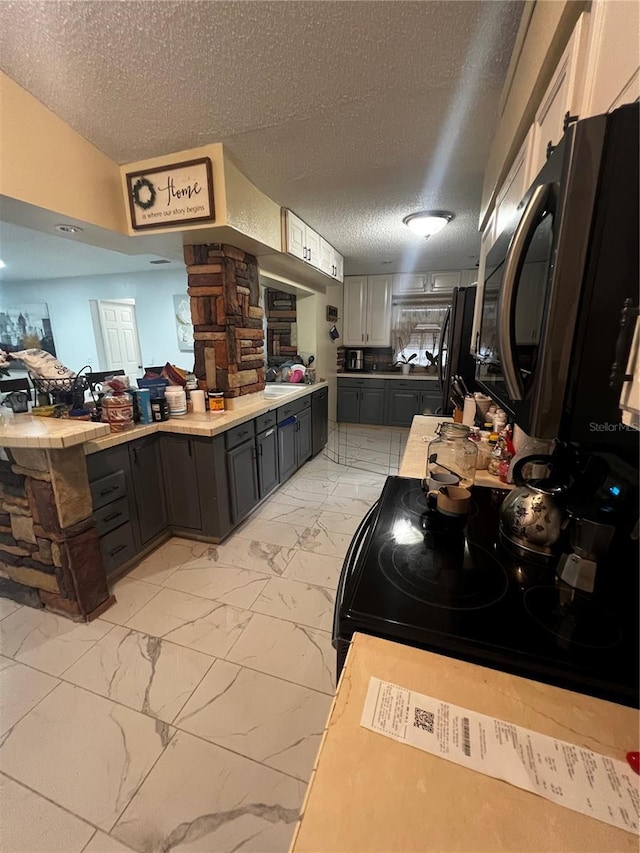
[403, 210, 453, 238]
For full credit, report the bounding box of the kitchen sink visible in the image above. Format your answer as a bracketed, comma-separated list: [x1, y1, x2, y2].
[263, 384, 303, 399]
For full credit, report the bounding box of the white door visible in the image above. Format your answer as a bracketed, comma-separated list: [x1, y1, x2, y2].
[285, 210, 306, 261]
[343, 277, 368, 345]
[365, 275, 393, 346]
[98, 300, 143, 378]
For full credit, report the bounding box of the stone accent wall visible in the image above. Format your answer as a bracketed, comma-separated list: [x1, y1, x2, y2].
[0, 447, 113, 621]
[185, 243, 265, 397]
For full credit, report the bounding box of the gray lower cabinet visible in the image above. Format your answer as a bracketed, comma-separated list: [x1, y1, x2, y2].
[257, 427, 279, 498]
[87, 445, 148, 576]
[386, 389, 421, 427]
[227, 439, 260, 523]
[161, 435, 202, 531]
[359, 388, 385, 424]
[296, 407, 312, 465]
[338, 378, 442, 425]
[129, 435, 167, 545]
[337, 386, 360, 423]
[278, 418, 297, 483]
[420, 389, 441, 415]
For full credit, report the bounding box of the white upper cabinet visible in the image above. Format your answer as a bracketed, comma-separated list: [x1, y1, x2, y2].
[343, 276, 368, 345]
[365, 275, 393, 346]
[393, 273, 429, 295]
[430, 271, 462, 293]
[285, 210, 306, 261]
[283, 209, 343, 282]
[470, 211, 497, 357]
[581, 0, 640, 116]
[495, 127, 534, 242]
[530, 13, 591, 179]
[343, 275, 392, 346]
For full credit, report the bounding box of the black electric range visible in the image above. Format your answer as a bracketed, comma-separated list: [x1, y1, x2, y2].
[333, 477, 639, 708]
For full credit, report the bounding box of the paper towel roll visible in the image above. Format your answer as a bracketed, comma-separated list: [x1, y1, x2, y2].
[191, 389, 206, 413]
[462, 395, 476, 427]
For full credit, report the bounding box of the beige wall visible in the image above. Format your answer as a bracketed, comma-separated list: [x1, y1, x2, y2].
[223, 151, 281, 252]
[0, 72, 126, 232]
[480, 0, 586, 228]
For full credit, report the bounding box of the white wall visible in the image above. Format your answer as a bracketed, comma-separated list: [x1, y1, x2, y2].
[0, 269, 192, 373]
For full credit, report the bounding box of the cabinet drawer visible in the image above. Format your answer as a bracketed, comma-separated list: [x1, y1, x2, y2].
[225, 420, 256, 450]
[277, 396, 310, 422]
[339, 378, 385, 389]
[386, 379, 431, 391]
[90, 470, 127, 510]
[99, 522, 137, 575]
[94, 496, 130, 537]
[255, 411, 276, 433]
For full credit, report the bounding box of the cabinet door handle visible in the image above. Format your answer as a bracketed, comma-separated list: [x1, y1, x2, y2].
[308, 247, 312, 262]
[99, 485, 119, 497]
[104, 511, 122, 523]
[188, 440, 192, 457]
[131, 447, 138, 464]
[109, 544, 126, 557]
[303, 246, 308, 260]
[361, 334, 364, 342]
[263, 428, 274, 437]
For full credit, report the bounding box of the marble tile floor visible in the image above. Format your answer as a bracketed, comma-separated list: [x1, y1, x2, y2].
[0, 451, 387, 853]
[327, 423, 409, 475]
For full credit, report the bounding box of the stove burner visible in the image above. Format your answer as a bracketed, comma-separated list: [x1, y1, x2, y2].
[523, 586, 622, 650]
[378, 533, 508, 610]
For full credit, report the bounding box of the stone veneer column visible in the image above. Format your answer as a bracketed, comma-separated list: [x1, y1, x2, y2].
[185, 243, 265, 396]
[0, 447, 113, 620]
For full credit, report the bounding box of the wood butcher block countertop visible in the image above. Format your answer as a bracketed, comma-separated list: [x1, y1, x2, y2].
[291, 633, 639, 853]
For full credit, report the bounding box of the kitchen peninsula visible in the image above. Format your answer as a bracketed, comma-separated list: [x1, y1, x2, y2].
[0, 382, 328, 620]
[291, 632, 639, 852]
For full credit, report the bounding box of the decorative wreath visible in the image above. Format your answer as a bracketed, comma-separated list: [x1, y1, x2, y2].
[132, 177, 156, 210]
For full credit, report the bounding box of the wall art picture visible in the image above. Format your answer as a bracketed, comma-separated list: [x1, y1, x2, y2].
[173, 294, 194, 351]
[0, 303, 57, 356]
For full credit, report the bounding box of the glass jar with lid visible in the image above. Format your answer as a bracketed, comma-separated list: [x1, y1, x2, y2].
[427, 423, 477, 488]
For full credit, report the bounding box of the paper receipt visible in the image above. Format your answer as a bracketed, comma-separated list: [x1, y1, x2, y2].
[361, 677, 639, 835]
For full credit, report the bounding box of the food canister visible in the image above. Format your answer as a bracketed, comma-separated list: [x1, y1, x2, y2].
[151, 397, 170, 422]
[207, 391, 225, 413]
[165, 386, 187, 417]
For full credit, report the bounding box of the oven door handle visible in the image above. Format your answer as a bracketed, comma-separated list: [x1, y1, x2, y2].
[332, 500, 379, 649]
[438, 307, 451, 395]
[499, 182, 552, 402]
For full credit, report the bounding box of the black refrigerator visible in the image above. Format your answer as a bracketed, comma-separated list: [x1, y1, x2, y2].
[439, 285, 477, 415]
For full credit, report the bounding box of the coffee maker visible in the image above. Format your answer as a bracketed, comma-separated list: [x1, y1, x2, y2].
[345, 349, 364, 372]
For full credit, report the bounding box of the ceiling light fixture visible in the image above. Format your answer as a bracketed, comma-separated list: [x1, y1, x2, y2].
[55, 224, 84, 234]
[403, 210, 453, 238]
[150, 259, 171, 264]
[0, 260, 5, 269]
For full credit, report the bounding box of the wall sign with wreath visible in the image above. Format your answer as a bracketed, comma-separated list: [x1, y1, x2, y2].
[125, 157, 214, 230]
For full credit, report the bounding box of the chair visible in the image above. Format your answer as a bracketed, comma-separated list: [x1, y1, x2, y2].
[0, 377, 33, 403]
[86, 370, 125, 393]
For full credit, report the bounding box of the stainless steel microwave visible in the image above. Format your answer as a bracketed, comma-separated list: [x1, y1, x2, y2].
[476, 103, 639, 452]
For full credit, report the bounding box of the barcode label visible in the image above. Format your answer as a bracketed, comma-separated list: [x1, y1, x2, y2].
[462, 716, 471, 756]
[414, 707, 434, 733]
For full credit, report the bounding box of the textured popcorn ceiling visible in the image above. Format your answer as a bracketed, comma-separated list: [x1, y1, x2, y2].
[0, 0, 522, 276]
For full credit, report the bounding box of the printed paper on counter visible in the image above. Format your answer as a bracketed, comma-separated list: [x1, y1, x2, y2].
[361, 677, 639, 835]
